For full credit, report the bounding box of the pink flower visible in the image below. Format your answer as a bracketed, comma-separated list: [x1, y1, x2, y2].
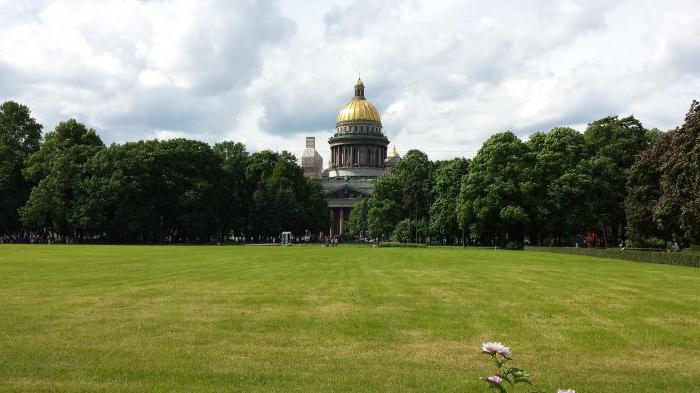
[487, 375, 502, 384]
[557, 390, 575, 393]
[481, 341, 511, 358]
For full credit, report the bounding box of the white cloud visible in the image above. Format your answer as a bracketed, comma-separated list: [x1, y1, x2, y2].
[150, 129, 188, 140]
[0, 0, 294, 143]
[1, 0, 699, 162]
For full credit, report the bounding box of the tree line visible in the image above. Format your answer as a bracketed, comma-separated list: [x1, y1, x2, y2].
[347, 101, 700, 249]
[0, 101, 327, 243]
[2, 99, 698, 247]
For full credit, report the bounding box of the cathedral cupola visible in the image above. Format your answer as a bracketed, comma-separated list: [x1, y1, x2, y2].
[336, 78, 382, 126]
[328, 78, 390, 175]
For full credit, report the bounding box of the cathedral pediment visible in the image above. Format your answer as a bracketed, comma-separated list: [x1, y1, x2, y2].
[326, 185, 368, 199]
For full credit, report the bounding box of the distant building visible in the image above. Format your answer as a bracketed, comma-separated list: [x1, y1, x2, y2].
[303, 78, 400, 238]
[384, 146, 401, 174]
[301, 137, 323, 180]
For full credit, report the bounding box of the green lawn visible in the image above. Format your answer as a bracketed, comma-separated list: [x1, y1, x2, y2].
[1, 245, 699, 392]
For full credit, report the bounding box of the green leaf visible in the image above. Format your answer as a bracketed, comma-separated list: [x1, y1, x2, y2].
[496, 373, 512, 385]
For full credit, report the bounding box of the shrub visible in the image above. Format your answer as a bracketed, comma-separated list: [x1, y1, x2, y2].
[390, 219, 412, 243]
[377, 242, 428, 248]
[528, 247, 700, 268]
[626, 237, 669, 250]
[503, 241, 524, 250]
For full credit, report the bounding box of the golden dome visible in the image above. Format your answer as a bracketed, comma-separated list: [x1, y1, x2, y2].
[336, 98, 381, 123]
[388, 146, 399, 158]
[336, 78, 381, 124]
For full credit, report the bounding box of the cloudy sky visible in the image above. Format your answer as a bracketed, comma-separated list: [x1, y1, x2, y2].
[1, 0, 699, 161]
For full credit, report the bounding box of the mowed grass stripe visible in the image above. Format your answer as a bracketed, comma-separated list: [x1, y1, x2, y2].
[0, 245, 699, 392]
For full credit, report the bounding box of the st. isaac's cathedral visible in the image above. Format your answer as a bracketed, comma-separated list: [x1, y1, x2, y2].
[301, 78, 400, 238]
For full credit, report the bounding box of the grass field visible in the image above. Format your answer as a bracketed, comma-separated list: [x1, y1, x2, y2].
[1, 245, 699, 392]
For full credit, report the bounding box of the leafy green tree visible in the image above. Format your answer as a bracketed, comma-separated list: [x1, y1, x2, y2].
[627, 102, 700, 246]
[391, 219, 412, 242]
[0, 101, 42, 154]
[584, 116, 649, 169]
[547, 163, 597, 244]
[527, 127, 589, 244]
[457, 132, 531, 246]
[625, 132, 671, 244]
[245, 150, 327, 240]
[499, 205, 529, 246]
[0, 146, 27, 235]
[660, 103, 700, 244]
[213, 141, 250, 236]
[390, 218, 429, 243]
[149, 139, 229, 242]
[77, 139, 229, 242]
[75, 140, 159, 241]
[20, 119, 104, 239]
[394, 150, 433, 224]
[365, 149, 432, 242]
[23, 119, 102, 183]
[366, 173, 403, 239]
[583, 116, 651, 245]
[345, 198, 370, 236]
[645, 128, 663, 145]
[0, 101, 43, 234]
[429, 158, 470, 243]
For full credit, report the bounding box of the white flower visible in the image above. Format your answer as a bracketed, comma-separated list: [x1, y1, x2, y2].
[557, 390, 575, 393]
[481, 341, 511, 358]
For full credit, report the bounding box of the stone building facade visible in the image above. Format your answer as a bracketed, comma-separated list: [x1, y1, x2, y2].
[301, 137, 323, 180]
[303, 78, 400, 238]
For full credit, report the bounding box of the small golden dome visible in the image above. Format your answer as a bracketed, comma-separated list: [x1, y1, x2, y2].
[336, 78, 381, 124]
[388, 146, 399, 158]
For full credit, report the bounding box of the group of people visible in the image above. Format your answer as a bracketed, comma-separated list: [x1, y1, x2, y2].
[0, 233, 51, 244]
[324, 236, 340, 247]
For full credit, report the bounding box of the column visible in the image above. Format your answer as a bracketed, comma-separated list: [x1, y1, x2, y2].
[329, 209, 335, 238]
[339, 208, 345, 236]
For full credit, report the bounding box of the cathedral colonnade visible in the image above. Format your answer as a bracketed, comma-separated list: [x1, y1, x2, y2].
[330, 143, 387, 168]
[328, 206, 352, 238]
